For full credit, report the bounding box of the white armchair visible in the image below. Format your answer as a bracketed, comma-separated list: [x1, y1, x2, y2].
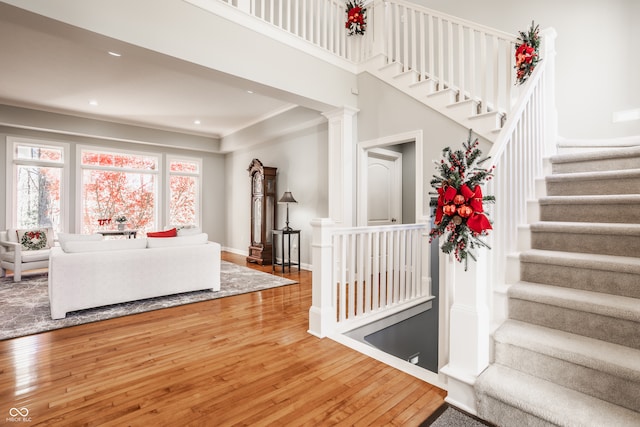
[0, 228, 53, 282]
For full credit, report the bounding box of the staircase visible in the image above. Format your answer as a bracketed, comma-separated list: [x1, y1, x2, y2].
[361, 54, 506, 142]
[476, 145, 640, 426]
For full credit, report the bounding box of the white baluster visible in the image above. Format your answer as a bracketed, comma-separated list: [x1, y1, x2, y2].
[458, 24, 465, 100]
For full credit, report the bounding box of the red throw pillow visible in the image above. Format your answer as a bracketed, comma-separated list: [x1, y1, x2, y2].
[147, 228, 177, 238]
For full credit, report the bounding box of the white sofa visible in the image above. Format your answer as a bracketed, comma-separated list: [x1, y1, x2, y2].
[48, 233, 220, 319]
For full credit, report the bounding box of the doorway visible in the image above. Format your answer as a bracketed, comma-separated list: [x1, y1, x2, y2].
[367, 148, 402, 226]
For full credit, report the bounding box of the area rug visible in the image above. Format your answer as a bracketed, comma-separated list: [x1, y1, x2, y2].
[420, 404, 492, 426]
[0, 261, 296, 340]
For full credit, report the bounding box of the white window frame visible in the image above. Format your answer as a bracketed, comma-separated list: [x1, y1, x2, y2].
[166, 155, 202, 229]
[76, 145, 161, 233]
[6, 137, 70, 231]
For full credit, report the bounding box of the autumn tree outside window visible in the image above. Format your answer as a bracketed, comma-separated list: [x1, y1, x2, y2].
[168, 157, 201, 228]
[9, 138, 67, 233]
[79, 147, 159, 235]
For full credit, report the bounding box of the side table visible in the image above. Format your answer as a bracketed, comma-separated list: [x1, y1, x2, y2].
[97, 229, 139, 239]
[272, 229, 300, 273]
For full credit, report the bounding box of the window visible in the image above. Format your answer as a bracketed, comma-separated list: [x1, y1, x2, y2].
[79, 147, 159, 234]
[167, 157, 201, 228]
[8, 138, 68, 232]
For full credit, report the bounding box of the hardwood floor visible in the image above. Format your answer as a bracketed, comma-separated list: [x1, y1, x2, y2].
[0, 252, 446, 426]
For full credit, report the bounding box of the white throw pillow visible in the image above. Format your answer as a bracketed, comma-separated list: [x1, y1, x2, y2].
[146, 233, 208, 248]
[177, 226, 202, 236]
[61, 238, 147, 253]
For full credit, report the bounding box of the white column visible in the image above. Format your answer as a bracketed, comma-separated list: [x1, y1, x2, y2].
[308, 218, 335, 338]
[322, 106, 359, 227]
[440, 254, 491, 415]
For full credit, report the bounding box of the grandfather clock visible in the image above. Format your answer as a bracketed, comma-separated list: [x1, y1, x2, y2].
[247, 159, 277, 265]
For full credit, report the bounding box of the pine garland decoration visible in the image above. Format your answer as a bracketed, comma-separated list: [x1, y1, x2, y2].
[515, 21, 541, 85]
[429, 131, 496, 270]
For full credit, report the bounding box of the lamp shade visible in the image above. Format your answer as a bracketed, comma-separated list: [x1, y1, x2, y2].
[278, 191, 297, 204]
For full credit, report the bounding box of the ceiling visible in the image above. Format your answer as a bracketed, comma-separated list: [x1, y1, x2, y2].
[0, 2, 296, 139]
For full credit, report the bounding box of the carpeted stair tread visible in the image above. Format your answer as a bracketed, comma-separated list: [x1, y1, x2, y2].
[539, 194, 640, 205]
[550, 145, 640, 166]
[508, 282, 640, 323]
[538, 196, 640, 223]
[494, 320, 640, 383]
[476, 364, 640, 427]
[520, 249, 640, 274]
[547, 168, 640, 183]
[530, 221, 640, 236]
[545, 168, 640, 196]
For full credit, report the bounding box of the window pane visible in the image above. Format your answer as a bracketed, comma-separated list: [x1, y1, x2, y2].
[169, 175, 197, 226]
[16, 144, 63, 163]
[81, 150, 157, 170]
[82, 169, 156, 234]
[16, 165, 62, 231]
[170, 160, 199, 173]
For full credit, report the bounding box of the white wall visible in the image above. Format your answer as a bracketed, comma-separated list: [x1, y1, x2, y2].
[357, 72, 492, 205]
[409, 0, 640, 139]
[224, 122, 329, 266]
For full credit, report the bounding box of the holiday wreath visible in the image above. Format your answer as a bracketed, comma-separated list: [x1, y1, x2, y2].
[514, 21, 541, 85]
[429, 131, 495, 270]
[20, 230, 48, 251]
[345, 1, 366, 36]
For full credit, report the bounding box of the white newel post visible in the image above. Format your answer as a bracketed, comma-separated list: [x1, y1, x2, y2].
[440, 253, 491, 415]
[308, 218, 335, 338]
[322, 107, 359, 227]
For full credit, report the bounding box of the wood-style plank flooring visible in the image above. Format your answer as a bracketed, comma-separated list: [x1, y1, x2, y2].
[0, 252, 446, 426]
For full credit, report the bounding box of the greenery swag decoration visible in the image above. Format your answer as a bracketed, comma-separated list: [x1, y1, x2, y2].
[515, 21, 541, 85]
[345, 1, 366, 36]
[429, 131, 495, 270]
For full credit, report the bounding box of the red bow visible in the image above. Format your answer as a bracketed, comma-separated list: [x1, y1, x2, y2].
[435, 183, 491, 232]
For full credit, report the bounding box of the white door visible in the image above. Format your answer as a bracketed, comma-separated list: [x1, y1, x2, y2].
[367, 149, 402, 226]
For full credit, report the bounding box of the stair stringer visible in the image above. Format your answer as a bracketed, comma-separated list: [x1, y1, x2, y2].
[359, 54, 504, 143]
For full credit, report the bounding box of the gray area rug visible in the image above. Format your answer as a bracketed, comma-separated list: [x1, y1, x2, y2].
[421, 404, 491, 427]
[0, 261, 296, 340]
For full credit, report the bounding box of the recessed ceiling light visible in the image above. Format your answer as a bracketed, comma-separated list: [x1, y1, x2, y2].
[108, 51, 121, 57]
[194, 120, 201, 125]
[247, 90, 254, 94]
[89, 100, 99, 106]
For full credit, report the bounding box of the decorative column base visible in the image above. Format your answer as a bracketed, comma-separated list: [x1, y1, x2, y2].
[439, 365, 479, 415]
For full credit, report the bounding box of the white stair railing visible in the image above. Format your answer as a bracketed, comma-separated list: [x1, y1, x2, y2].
[214, 0, 376, 61]
[481, 28, 557, 327]
[211, 0, 519, 116]
[378, 0, 518, 115]
[309, 220, 431, 338]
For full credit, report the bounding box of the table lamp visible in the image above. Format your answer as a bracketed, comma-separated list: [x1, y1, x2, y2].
[278, 191, 297, 231]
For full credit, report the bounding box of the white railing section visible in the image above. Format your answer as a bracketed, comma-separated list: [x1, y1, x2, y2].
[482, 28, 558, 326]
[308, 220, 431, 338]
[379, 0, 518, 115]
[215, 0, 377, 62]
[213, 0, 519, 115]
